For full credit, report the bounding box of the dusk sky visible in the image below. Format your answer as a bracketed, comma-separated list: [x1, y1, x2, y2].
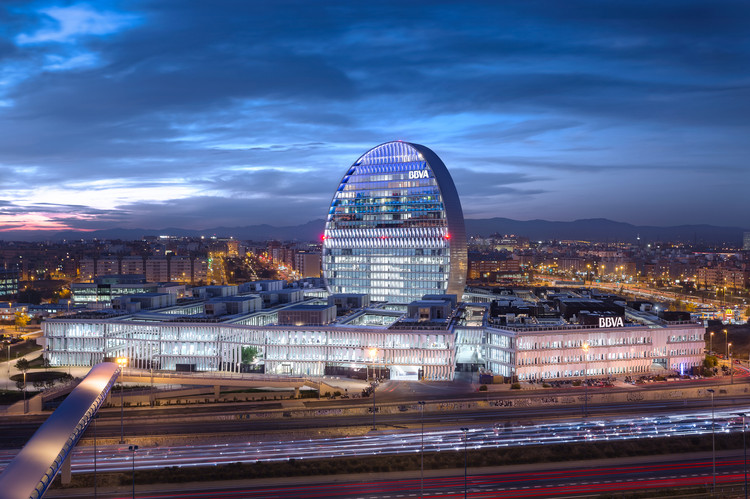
[1, 1, 748, 233]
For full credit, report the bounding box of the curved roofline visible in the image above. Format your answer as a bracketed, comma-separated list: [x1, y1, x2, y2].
[406, 142, 467, 297]
[323, 141, 467, 299]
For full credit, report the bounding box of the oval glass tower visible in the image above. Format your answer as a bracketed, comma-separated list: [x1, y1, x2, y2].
[323, 141, 467, 303]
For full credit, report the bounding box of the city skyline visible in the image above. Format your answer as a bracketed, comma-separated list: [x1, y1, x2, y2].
[1, 1, 749, 233]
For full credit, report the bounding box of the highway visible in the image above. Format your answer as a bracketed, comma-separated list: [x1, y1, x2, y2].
[2, 391, 749, 448]
[3, 403, 749, 476]
[45, 453, 750, 498]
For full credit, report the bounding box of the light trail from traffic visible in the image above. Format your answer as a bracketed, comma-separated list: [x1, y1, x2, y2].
[44, 456, 750, 498]
[2, 404, 747, 475]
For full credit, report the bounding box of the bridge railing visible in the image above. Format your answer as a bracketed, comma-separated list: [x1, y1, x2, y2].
[0, 363, 121, 499]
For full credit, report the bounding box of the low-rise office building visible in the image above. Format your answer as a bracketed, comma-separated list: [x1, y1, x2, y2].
[43, 288, 704, 382]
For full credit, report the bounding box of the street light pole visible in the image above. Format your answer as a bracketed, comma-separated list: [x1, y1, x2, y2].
[724, 329, 728, 359]
[120, 382, 124, 444]
[116, 357, 128, 444]
[372, 384, 376, 431]
[708, 388, 716, 494]
[730, 342, 734, 385]
[128, 445, 138, 499]
[419, 400, 426, 499]
[710, 331, 714, 355]
[460, 427, 469, 499]
[93, 414, 97, 499]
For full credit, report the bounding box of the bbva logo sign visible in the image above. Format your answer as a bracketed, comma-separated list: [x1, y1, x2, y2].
[598, 317, 624, 328]
[408, 170, 429, 179]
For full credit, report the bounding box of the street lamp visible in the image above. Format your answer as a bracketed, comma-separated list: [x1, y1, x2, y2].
[116, 357, 128, 444]
[730, 342, 734, 384]
[724, 329, 729, 360]
[710, 331, 714, 355]
[418, 401, 426, 499]
[582, 342, 590, 417]
[708, 388, 716, 494]
[460, 427, 469, 499]
[93, 414, 98, 499]
[22, 369, 27, 414]
[128, 445, 138, 499]
[738, 412, 748, 499]
[369, 348, 377, 431]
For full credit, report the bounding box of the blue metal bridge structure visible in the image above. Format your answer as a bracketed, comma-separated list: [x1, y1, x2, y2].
[0, 363, 120, 499]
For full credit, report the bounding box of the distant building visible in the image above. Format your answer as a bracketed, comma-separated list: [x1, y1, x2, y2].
[120, 256, 144, 275]
[169, 256, 192, 283]
[193, 257, 209, 284]
[145, 258, 169, 282]
[468, 253, 521, 280]
[0, 268, 19, 298]
[72, 278, 160, 308]
[96, 257, 119, 276]
[295, 251, 321, 278]
[744, 231, 750, 251]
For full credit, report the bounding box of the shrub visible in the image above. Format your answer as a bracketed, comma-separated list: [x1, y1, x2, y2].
[510, 383, 521, 390]
[478, 385, 488, 391]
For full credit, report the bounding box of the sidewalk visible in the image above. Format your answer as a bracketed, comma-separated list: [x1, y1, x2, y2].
[0, 349, 54, 391]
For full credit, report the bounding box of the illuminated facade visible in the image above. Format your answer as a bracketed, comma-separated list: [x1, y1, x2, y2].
[323, 141, 467, 303]
[44, 287, 704, 381]
[511, 324, 704, 381]
[43, 300, 703, 382]
[44, 315, 458, 380]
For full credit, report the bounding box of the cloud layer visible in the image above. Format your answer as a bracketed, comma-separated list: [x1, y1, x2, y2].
[0, 0, 748, 232]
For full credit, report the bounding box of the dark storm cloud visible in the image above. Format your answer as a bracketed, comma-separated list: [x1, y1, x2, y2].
[0, 0, 748, 230]
[107, 196, 321, 230]
[449, 169, 547, 197]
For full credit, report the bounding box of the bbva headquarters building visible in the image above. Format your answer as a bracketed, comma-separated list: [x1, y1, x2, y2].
[323, 141, 467, 303]
[43, 142, 704, 381]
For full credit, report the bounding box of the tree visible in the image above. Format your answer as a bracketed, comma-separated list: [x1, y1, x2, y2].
[241, 346, 260, 364]
[14, 311, 29, 330]
[703, 355, 718, 376]
[668, 299, 683, 311]
[15, 358, 30, 373]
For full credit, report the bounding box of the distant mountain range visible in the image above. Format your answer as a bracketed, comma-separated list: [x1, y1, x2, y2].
[463, 218, 748, 245]
[0, 218, 747, 245]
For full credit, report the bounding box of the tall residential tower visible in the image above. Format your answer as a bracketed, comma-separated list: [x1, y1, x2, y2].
[322, 141, 467, 303]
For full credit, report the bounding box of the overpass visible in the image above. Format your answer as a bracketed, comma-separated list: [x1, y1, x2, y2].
[118, 371, 338, 399]
[0, 363, 120, 499]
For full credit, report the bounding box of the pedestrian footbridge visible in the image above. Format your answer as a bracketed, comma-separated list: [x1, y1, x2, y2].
[0, 363, 120, 499]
